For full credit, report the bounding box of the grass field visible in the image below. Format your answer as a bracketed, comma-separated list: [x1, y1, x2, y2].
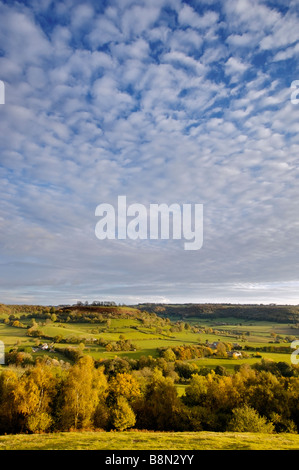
[0, 430, 298, 450]
[192, 351, 293, 371]
[0, 305, 297, 366]
[40, 319, 298, 365]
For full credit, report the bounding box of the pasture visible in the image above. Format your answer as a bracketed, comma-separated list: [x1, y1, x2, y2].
[0, 430, 299, 450]
[0, 304, 297, 367]
[0, 318, 296, 364]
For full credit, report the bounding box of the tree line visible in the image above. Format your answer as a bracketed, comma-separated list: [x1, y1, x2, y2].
[139, 303, 299, 323]
[0, 355, 298, 435]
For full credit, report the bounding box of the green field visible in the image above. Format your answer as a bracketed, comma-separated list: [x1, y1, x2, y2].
[0, 304, 297, 366]
[0, 430, 298, 450]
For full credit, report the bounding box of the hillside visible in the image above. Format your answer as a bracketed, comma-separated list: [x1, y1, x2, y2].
[2, 302, 299, 324]
[0, 301, 297, 371]
[0, 303, 163, 324]
[136, 303, 299, 323]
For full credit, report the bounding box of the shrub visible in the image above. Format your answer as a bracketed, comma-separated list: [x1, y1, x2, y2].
[27, 412, 53, 433]
[228, 405, 274, 433]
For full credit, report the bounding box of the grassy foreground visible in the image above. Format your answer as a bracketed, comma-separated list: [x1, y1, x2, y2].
[0, 431, 299, 450]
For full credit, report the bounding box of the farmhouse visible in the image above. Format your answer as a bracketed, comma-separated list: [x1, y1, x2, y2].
[32, 343, 54, 353]
[206, 341, 220, 349]
[228, 351, 242, 358]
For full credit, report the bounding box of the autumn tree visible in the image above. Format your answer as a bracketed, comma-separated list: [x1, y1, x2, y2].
[21, 363, 57, 432]
[59, 355, 107, 430]
[0, 369, 19, 433]
[184, 370, 246, 431]
[107, 372, 141, 405]
[184, 373, 209, 406]
[110, 396, 136, 431]
[246, 370, 286, 419]
[135, 369, 183, 431]
[0, 364, 58, 433]
[215, 341, 227, 357]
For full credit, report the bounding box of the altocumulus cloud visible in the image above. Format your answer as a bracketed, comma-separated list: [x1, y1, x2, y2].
[0, 0, 299, 305]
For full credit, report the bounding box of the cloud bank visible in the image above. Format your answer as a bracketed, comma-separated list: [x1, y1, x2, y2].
[0, 0, 299, 305]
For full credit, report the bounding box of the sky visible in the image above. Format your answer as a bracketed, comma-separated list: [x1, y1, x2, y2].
[1, 0, 299, 306]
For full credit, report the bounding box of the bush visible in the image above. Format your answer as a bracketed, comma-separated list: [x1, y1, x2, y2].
[27, 412, 53, 433]
[228, 405, 274, 433]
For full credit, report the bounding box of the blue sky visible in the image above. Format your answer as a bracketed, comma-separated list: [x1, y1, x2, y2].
[1, 0, 299, 306]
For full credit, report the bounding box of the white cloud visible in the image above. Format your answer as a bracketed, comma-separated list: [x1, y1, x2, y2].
[224, 56, 249, 81]
[121, 5, 160, 37]
[226, 33, 255, 48]
[111, 38, 150, 60]
[178, 4, 219, 29]
[169, 28, 203, 53]
[162, 50, 206, 74]
[0, 3, 52, 66]
[71, 4, 94, 29]
[88, 16, 122, 48]
[1, 0, 299, 305]
[224, 0, 280, 32]
[260, 13, 299, 50]
[273, 42, 299, 61]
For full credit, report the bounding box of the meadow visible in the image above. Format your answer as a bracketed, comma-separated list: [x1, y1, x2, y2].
[0, 304, 296, 367]
[0, 430, 299, 450]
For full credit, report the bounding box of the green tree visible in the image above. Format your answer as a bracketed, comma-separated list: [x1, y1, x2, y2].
[228, 405, 274, 433]
[184, 373, 208, 406]
[247, 370, 285, 418]
[110, 396, 136, 431]
[136, 369, 183, 431]
[216, 341, 227, 357]
[162, 348, 176, 362]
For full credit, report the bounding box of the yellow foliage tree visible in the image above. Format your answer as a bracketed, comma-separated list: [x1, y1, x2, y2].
[108, 372, 141, 404]
[0, 364, 57, 433]
[0, 369, 19, 432]
[60, 355, 107, 430]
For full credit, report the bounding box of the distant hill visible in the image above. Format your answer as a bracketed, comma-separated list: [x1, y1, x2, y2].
[0, 303, 166, 325]
[1, 302, 299, 324]
[135, 303, 299, 323]
[58, 305, 142, 318]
